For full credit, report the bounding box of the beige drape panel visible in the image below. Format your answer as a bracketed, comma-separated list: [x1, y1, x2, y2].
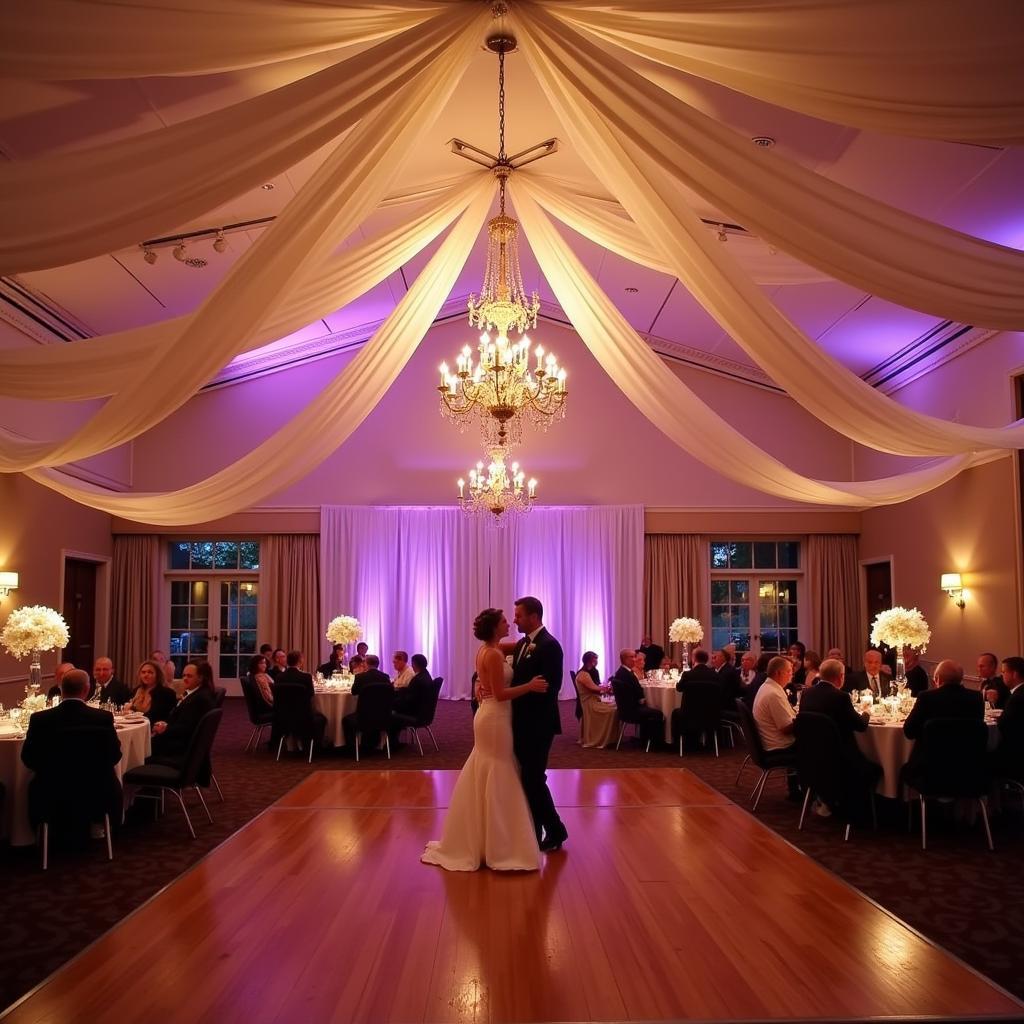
[512, 183, 1005, 507]
[26, 183, 493, 524]
[109, 535, 161, 679]
[543, 1, 1024, 146]
[518, 5, 1024, 332]
[0, 8, 485, 472]
[644, 535, 709, 658]
[805, 535, 861, 661]
[0, 6, 479, 274]
[1, 2, 440, 79]
[261, 535, 321, 668]
[0, 174, 480, 401]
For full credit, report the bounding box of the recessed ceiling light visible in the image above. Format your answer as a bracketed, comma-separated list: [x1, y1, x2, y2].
[751, 136, 776, 148]
[624, 286, 639, 293]
[261, 182, 275, 191]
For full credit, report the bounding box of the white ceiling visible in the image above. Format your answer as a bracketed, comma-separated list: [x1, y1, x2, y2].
[2, 37, 1021, 386]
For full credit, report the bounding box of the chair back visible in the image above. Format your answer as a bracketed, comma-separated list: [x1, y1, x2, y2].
[355, 684, 396, 732]
[678, 681, 723, 731]
[611, 676, 640, 723]
[272, 683, 317, 738]
[917, 717, 990, 797]
[793, 712, 846, 805]
[570, 670, 583, 721]
[30, 726, 120, 824]
[213, 686, 227, 708]
[415, 678, 443, 727]
[735, 698, 770, 768]
[240, 675, 272, 724]
[179, 708, 223, 788]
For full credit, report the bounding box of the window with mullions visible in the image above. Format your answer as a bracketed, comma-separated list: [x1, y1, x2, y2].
[710, 541, 799, 570]
[168, 540, 260, 571]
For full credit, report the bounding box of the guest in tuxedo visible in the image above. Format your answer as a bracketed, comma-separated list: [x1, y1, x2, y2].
[753, 656, 800, 797]
[711, 649, 742, 706]
[274, 649, 328, 747]
[610, 649, 663, 746]
[390, 653, 435, 744]
[639, 635, 665, 673]
[243, 653, 274, 711]
[787, 642, 807, 690]
[21, 669, 122, 834]
[674, 649, 722, 750]
[318, 644, 346, 679]
[902, 660, 983, 778]
[343, 654, 393, 751]
[150, 660, 218, 764]
[392, 650, 414, 689]
[128, 659, 178, 723]
[268, 648, 287, 681]
[93, 656, 131, 706]
[904, 649, 930, 696]
[994, 656, 1024, 781]
[978, 652, 1010, 709]
[46, 661, 76, 700]
[844, 649, 888, 700]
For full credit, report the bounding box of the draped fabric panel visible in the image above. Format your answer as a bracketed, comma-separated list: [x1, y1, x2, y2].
[24, 183, 493, 524]
[0, 174, 482, 401]
[109, 534, 161, 680]
[0, 5, 482, 274]
[320, 505, 643, 699]
[542, 1, 1024, 145]
[511, 183, 1006, 506]
[518, 5, 1024, 332]
[0, 11, 485, 472]
[644, 534, 709, 663]
[1, 1, 441, 79]
[805, 534, 861, 661]
[261, 535, 321, 671]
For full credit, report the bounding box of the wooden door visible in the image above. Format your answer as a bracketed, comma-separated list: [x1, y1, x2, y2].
[63, 558, 97, 670]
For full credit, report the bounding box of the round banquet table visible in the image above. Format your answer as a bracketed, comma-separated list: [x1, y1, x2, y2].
[313, 689, 357, 748]
[640, 681, 682, 744]
[0, 715, 151, 847]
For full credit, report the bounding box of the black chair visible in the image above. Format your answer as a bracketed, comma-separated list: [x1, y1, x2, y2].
[123, 708, 223, 839]
[734, 698, 798, 810]
[793, 712, 876, 841]
[902, 717, 994, 851]
[570, 670, 582, 724]
[672, 681, 725, 757]
[272, 683, 322, 764]
[353, 685, 396, 761]
[213, 686, 227, 708]
[611, 679, 657, 752]
[395, 678, 443, 756]
[240, 675, 274, 752]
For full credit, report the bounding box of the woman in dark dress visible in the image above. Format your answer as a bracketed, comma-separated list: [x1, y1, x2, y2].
[129, 659, 178, 722]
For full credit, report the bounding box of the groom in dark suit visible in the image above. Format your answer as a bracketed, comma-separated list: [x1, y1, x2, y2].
[511, 596, 568, 852]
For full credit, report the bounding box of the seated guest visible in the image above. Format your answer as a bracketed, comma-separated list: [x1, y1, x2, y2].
[273, 650, 328, 749]
[356, 641, 369, 660]
[902, 660, 983, 779]
[631, 650, 647, 682]
[259, 643, 274, 663]
[674, 649, 723, 750]
[610, 649, 663, 746]
[904, 649, 929, 696]
[151, 649, 177, 688]
[994, 657, 1024, 781]
[575, 651, 617, 748]
[845, 648, 888, 700]
[659, 656, 673, 671]
[391, 650, 414, 689]
[639, 635, 665, 673]
[801, 650, 822, 689]
[676, 649, 718, 688]
[798, 658, 880, 820]
[268, 648, 287, 681]
[343, 654, 393, 751]
[243, 653, 274, 710]
[739, 652, 760, 688]
[129, 659, 178, 723]
[390, 654, 436, 743]
[787, 641, 807, 689]
[349, 655, 366, 676]
[150, 660, 218, 764]
[318, 644, 346, 678]
[93, 656, 131, 706]
[21, 668, 122, 836]
[978, 651, 1010, 709]
[711, 648, 742, 706]
[46, 661, 76, 700]
[753, 655, 800, 797]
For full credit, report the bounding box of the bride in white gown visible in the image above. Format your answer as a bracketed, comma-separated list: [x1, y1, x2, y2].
[421, 608, 548, 872]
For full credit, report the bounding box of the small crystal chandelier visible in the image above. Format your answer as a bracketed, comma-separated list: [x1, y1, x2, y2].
[437, 24, 567, 448]
[457, 447, 537, 523]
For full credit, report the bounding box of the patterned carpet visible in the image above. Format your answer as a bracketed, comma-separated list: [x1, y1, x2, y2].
[2, 698, 1022, 1013]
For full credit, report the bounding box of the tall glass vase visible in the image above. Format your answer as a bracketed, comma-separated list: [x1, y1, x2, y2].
[895, 647, 906, 689]
[28, 649, 42, 694]
[680, 644, 690, 672]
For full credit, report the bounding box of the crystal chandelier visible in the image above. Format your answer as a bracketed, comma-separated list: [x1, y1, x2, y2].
[457, 447, 537, 523]
[437, 26, 567, 448]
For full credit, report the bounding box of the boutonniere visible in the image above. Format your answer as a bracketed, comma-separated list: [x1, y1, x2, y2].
[525, 642, 537, 657]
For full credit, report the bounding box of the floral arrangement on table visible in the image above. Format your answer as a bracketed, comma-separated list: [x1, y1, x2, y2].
[325, 614, 363, 647]
[870, 606, 931, 688]
[668, 617, 704, 645]
[1, 605, 69, 659]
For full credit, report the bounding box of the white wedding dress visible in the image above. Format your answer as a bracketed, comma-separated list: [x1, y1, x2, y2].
[421, 659, 542, 871]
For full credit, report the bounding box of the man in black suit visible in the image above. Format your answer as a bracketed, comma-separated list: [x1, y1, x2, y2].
[903, 649, 929, 697]
[711, 649, 742, 706]
[611, 648, 664, 749]
[150, 660, 217, 764]
[318, 644, 346, 678]
[844, 648, 889, 700]
[268, 648, 287, 681]
[978, 651, 1010, 709]
[639, 635, 665, 673]
[92, 656, 131, 706]
[390, 653, 434, 744]
[673, 649, 721, 750]
[510, 596, 567, 851]
[275, 649, 328, 745]
[342, 654, 392, 750]
[676, 648, 718, 689]
[21, 669, 122, 832]
[994, 656, 1024, 781]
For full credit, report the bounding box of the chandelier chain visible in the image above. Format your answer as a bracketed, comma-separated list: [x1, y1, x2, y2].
[497, 48, 507, 212]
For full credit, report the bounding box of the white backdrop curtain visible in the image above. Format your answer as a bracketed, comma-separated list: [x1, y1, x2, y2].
[541, 0, 1024, 146]
[0, 4, 482, 273]
[320, 505, 643, 699]
[0, 1, 441, 79]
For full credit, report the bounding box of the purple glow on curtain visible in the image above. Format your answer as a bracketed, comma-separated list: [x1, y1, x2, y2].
[320, 505, 642, 698]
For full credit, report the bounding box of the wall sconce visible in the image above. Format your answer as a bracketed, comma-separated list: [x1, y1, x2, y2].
[0, 570, 18, 599]
[940, 572, 966, 609]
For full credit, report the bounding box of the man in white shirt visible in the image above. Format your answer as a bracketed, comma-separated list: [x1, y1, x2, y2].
[392, 650, 414, 689]
[752, 655, 800, 798]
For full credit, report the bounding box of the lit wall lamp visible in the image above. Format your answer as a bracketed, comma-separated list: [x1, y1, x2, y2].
[940, 572, 966, 609]
[0, 570, 18, 599]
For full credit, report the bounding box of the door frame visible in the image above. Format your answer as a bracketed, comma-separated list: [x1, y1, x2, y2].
[710, 572, 806, 657]
[58, 549, 111, 670]
[859, 554, 895, 650]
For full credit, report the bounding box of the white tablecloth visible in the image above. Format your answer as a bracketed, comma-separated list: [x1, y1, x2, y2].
[0, 717, 151, 847]
[640, 682, 682, 744]
[313, 689, 357, 747]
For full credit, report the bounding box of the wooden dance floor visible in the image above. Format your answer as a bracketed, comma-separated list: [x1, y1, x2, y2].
[5, 768, 1022, 1024]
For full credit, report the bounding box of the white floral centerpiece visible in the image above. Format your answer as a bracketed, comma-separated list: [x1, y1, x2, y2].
[870, 606, 931, 688]
[668, 617, 704, 670]
[1, 605, 69, 694]
[325, 614, 363, 648]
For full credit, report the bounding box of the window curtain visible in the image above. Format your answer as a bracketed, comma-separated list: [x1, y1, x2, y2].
[644, 534, 709, 661]
[320, 505, 643, 699]
[805, 534, 861, 662]
[261, 535, 321, 671]
[109, 535, 161, 680]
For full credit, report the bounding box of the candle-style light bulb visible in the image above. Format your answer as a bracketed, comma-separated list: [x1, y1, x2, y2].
[528, 478, 537, 497]
[457, 478, 465, 498]
[535, 345, 544, 371]
[439, 362, 448, 386]
[557, 367, 567, 391]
